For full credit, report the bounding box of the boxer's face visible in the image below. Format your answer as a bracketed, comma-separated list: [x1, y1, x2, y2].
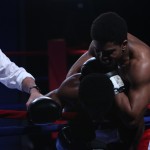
[93, 40, 123, 67]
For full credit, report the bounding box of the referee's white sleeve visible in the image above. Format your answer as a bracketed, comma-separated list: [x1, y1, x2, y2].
[0, 49, 34, 91]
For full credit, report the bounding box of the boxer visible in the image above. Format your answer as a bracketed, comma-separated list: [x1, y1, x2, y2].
[66, 12, 150, 149]
[55, 72, 116, 150]
[45, 58, 140, 149]
[79, 58, 143, 150]
[28, 56, 143, 149]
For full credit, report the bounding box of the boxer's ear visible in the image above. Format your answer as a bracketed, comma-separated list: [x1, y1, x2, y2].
[121, 40, 127, 53]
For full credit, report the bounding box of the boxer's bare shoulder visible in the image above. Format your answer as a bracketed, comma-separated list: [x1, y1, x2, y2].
[57, 73, 81, 104]
[128, 33, 150, 52]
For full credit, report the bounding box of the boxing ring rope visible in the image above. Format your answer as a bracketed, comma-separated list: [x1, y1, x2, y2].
[0, 103, 80, 137]
[5, 51, 47, 56]
[5, 50, 86, 56]
[3, 40, 87, 90]
[0, 123, 66, 137]
[5, 39, 86, 91]
[0, 104, 150, 137]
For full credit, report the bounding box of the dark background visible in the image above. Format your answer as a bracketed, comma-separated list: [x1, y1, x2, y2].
[0, 0, 150, 102]
[0, 0, 150, 149]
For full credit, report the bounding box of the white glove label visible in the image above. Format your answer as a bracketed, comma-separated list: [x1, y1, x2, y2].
[109, 75, 124, 89]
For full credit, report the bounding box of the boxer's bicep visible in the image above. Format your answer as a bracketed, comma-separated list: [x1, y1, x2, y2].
[126, 59, 150, 117]
[44, 89, 62, 106]
[129, 61, 150, 110]
[128, 83, 150, 119]
[114, 80, 150, 127]
[57, 74, 80, 105]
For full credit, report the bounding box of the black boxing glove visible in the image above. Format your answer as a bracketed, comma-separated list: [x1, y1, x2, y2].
[80, 57, 115, 80]
[81, 57, 125, 94]
[27, 96, 62, 124]
[106, 71, 125, 95]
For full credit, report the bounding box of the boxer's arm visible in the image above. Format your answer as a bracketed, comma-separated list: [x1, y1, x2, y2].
[44, 89, 62, 106]
[66, 41, 95, 78]
[58, 74, 80, 103]
[114, 65, 150, 127]
[129, 118, 144, 150]
[44, 74, 81, 107]
[114, 87, 149, 127]
[66, 51, 92, 78]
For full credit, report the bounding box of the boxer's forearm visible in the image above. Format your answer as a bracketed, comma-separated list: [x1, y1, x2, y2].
[45, 89, 62, 107]
[106, 72, 142, 126]
[66, 51, 92, 78]
[45, 89, 58, 98]
[114, 92, 142, 127]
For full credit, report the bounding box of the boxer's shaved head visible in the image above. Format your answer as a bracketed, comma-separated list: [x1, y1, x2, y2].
[79, 73, 114, 122]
